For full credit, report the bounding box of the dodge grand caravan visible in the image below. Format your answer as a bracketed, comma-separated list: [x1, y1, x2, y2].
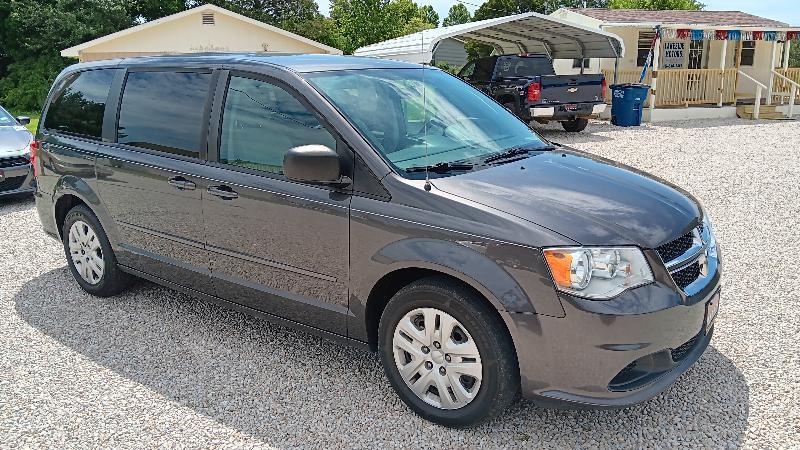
[33, 54, 721, 428]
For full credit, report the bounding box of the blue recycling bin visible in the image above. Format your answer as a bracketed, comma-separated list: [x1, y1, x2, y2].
[610, 84, 651, 127]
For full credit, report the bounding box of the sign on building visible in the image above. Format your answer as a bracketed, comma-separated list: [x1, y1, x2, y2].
[663, 42, 685, 69]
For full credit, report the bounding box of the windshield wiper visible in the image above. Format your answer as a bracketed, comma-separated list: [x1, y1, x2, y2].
[405, 162, 474, 173]
[483, 145, 556, 164]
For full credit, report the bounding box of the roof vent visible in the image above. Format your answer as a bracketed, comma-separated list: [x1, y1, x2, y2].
[202, 12, 215, 25]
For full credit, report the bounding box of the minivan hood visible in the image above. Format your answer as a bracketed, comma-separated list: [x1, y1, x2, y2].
[0, 126, 33, 157]
[432, 148, 701, 248]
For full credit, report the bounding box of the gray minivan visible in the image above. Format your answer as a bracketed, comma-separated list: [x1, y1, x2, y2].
[33, 54, 721, 428]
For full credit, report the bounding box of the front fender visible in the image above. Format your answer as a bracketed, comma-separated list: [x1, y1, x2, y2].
[358, 237, 565, 317]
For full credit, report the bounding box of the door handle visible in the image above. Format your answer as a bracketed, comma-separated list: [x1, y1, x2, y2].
[207, 185, 239, 200]
[168, 176, 196, 190]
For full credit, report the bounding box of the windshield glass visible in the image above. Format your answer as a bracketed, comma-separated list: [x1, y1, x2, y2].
[304, 68, 547, 175]
[0, 106, 16, 126]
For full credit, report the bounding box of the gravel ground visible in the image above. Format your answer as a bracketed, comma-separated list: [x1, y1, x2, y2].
[1, 118, 799, 448]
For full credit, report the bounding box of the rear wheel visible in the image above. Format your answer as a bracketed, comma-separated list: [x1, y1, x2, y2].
[62, 205, 132, 297]
[561, 117, 589, 132]
[379, 276, 519, 428]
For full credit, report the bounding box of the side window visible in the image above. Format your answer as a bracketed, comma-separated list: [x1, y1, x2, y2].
[117, 71, 211, 157]
[473, 58, 494, 80]
[637, 31, 656, 67]
[43, 69, 117, 139]
[458, 61, 476, 78]
[219, 76, 336, 176]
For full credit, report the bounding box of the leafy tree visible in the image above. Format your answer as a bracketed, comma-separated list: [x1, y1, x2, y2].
[790, 42, 799, 68]
[608, 0, 703, 9]
[201, 0, 321, 25]
[418, 5, 438, 27]
[443, 3, 471, 26]
[330, 0, 435, 54]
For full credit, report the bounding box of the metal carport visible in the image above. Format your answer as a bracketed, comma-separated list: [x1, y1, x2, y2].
[354, 12, 624, 72]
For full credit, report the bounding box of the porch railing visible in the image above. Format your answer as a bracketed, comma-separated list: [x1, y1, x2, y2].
[601, 68, 737, 107]
[601, 69, 652, 105]
[656, 69, 737, 107]
[771, 68, 800, 103]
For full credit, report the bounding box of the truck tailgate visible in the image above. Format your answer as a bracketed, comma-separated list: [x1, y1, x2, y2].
[539, 74, 604, 105]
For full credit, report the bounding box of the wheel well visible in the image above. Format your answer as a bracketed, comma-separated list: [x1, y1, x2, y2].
[54, 194, 86, 238]
[364, 268, 511, 352]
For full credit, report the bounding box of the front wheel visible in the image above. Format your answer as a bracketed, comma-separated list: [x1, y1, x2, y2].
[561, 117, 589, 132]
[378, 277, 519, 428]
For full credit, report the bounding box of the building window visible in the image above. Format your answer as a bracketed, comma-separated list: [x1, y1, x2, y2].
[637, 31, 656, 67]
[572, 59, 590, 69]
[736, 41, 755, 66]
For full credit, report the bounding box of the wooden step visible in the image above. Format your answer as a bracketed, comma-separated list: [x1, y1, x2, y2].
[738, 105, 778, 114]
[737, 109, 792, 120]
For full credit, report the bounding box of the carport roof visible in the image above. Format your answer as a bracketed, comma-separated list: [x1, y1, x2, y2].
[354, 12, 624, 60]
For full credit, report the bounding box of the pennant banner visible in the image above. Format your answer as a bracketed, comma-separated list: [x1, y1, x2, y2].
[661, 28, 799, 41]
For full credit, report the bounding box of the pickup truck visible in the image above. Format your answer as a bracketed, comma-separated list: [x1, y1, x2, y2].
[457, 53, 607, 132]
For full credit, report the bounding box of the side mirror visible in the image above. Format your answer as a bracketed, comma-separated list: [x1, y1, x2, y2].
[283, 145, 348, 185]
[16, 116, 30, 126]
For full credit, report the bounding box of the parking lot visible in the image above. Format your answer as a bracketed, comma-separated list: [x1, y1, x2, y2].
[1, 118, 798, 448]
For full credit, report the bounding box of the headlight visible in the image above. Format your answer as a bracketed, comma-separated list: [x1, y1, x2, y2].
[543, 247, 654, 299]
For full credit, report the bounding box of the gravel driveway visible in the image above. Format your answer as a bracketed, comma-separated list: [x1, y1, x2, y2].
[1, 118, 798, 448]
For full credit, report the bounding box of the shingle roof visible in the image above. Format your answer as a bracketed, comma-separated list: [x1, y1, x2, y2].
[567, 8, 790, 27]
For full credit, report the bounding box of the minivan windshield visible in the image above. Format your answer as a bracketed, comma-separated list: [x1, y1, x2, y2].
[304, 68, 547, 176]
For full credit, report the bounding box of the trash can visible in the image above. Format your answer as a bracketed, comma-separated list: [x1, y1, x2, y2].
[610, 84, 650, 127]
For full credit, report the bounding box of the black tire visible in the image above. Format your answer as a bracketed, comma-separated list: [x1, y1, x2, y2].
[378, 276, 519, 428]
[62, 204, 132, 297]
[503, 101, 517, 115]
[561, 117, 589, 132]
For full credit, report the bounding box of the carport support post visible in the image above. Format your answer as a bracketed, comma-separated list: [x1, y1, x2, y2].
[648, 32, 661, 121]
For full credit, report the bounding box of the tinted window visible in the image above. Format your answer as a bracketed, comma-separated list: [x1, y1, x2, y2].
[117, 71, 211, 157]
[495, 57, 555, 77]
[219, 76, 336, 175]
[472, 58, 494, 80]
[44, 69, 116, 138]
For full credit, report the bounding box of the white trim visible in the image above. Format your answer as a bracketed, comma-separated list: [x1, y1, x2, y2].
[61, 4, 341, 57]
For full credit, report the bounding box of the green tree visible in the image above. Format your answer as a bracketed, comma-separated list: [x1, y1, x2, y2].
[330, 0, 435, 54]
[790, 42, 800, 68]
[442, 3, 471, 26]
[418, 4, 438, 26]
[608, 0, 703, 9]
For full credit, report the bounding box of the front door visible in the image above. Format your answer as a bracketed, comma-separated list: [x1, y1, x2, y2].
[202, 72, 351, 336]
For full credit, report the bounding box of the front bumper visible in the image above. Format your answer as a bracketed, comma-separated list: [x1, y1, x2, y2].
[510, 282, 719, 408]
[0, 163, 33, 197]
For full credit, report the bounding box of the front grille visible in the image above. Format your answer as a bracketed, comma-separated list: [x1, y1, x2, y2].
[655, 230, 694, 263]
[671, 262, 701, 289]
[0, 156, 29, 168]
[0, 176, 25, 192]
[671, 333, 701, 362]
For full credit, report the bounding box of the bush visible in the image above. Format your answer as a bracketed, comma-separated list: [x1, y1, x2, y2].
[0, 53, 71, 113]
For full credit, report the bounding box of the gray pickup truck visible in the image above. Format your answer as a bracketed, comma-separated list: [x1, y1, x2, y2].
[458, 53, 607, 132]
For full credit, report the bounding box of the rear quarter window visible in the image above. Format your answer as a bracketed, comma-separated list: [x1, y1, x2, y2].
[116, 71, 211, 158]
[43, 69, 117, 139]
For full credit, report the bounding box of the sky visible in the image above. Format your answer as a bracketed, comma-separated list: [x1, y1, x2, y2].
[314, 0, 800, 26]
